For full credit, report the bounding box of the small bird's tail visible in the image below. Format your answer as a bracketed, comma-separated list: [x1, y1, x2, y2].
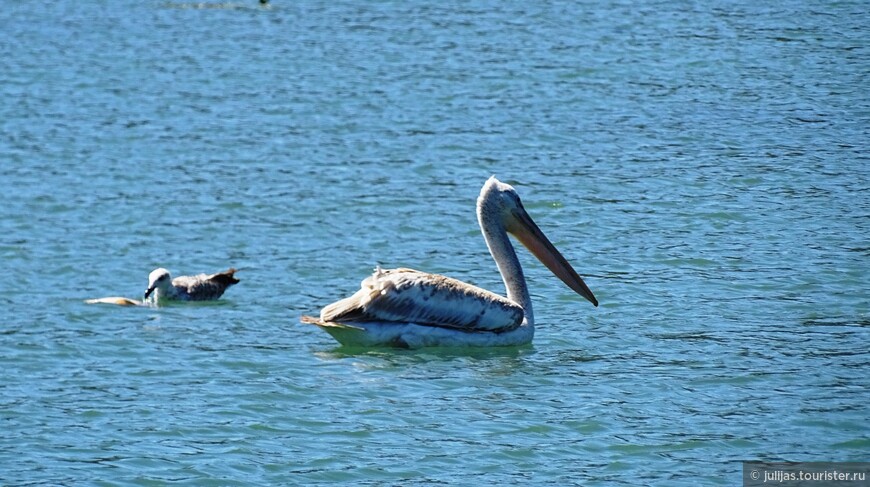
[213, 268, 240, 286]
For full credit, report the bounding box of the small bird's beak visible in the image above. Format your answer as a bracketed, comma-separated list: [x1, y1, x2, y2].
[507, 206, 598, 307]
[144, 286, 155, 300]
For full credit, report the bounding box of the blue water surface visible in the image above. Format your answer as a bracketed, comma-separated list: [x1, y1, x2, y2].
[1, 1, 868, 485]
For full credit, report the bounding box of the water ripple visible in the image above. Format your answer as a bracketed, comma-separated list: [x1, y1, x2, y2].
[1, 0, 868, 485]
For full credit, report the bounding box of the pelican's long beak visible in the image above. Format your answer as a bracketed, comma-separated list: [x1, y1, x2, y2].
[144, 285, 155, 300]
[507, 207, 598, 307]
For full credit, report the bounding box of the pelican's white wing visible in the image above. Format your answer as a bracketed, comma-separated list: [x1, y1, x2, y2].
[319, 267, 524, 332]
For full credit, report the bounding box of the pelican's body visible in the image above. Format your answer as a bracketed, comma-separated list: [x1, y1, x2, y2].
[144, 267, 239, 304]
[301, 177, 597, 348]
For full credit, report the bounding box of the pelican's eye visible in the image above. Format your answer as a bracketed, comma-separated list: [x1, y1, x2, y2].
[509, 192, 524, 208]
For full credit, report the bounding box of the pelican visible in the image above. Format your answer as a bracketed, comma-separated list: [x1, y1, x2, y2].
[144, 267, 239, 304]
[301, 176, 597, 348]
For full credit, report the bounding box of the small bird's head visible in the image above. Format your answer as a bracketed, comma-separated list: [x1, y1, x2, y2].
[144, 268, 172, 300]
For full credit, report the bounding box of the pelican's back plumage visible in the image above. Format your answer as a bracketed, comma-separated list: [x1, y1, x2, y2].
[319, 267, 523, 332]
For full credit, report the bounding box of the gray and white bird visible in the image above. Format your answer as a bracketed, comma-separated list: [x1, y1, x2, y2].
[144, 267, 239, 304]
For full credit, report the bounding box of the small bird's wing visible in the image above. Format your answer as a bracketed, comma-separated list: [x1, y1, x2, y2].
[172, 268, 239, 301]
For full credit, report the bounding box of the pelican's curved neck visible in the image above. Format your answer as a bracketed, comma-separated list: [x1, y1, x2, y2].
[478, 209, 534, 326]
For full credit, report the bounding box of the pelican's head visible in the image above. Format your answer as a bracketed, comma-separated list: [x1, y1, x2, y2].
[478, 176, 598, 307]
[144, 268, 172, 300]
[477, 176, 524, 216]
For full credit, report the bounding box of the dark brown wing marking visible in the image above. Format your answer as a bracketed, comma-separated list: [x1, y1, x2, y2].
[173, 268, 239, 301]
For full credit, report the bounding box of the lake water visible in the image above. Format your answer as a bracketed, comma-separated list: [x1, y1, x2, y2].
[1, 0, 868, 485]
